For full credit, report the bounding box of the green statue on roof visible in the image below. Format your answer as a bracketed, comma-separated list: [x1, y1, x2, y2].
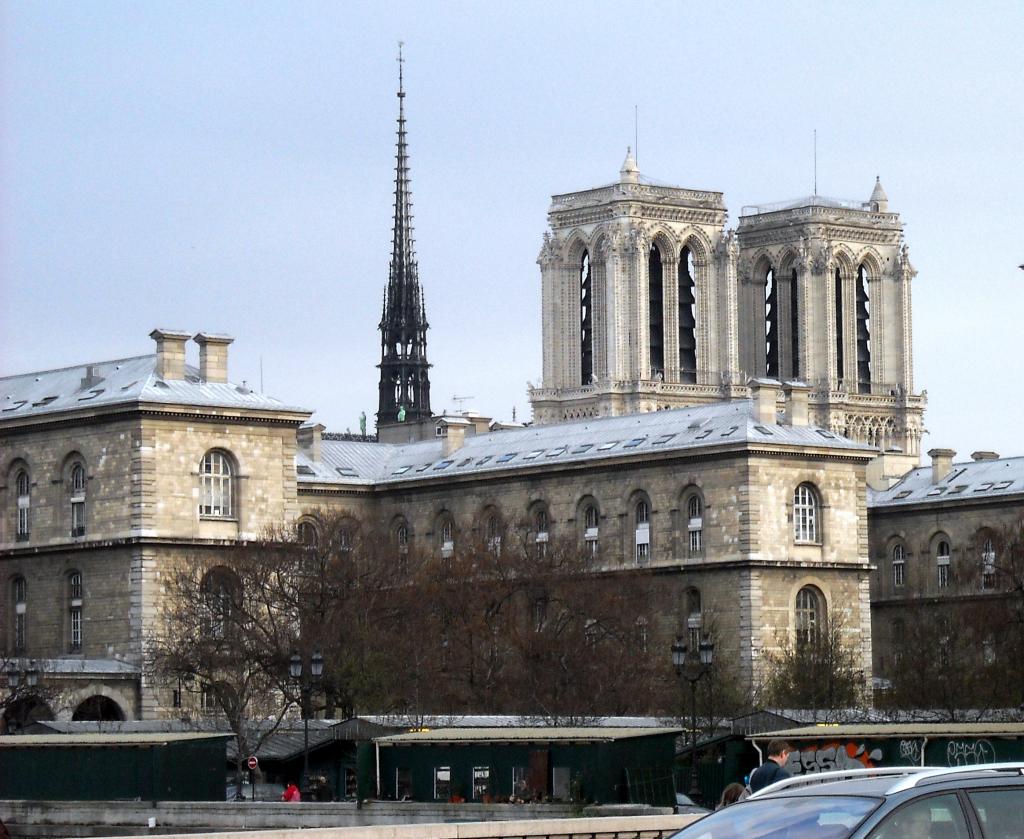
[359, 411, 367, 437]
[397, 405, 406, 422]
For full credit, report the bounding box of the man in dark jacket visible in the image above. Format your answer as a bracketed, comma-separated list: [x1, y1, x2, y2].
[749, 739, 794, 793]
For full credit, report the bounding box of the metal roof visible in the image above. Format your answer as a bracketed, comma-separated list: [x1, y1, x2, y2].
[376, 727, 682, 745]
[0, 733, 231, 747]
[363, 714, 675, 728]
[753, 723, 1024, 740]
[0, 355, 310, 422]
[869, 456, 1024, 509]
[298, 400, 873, 487]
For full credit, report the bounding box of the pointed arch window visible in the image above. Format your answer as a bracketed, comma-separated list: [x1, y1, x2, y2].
[936, 539, 951, 589]
[834, 267, 845, 383]
[16, 470, 30, 541]
[795, 586, 824, 648]
[679, 246, 698, 382]
[70, 463, 87, 537]
[440, 518, 454, 559]
[686, 493, 704, 555]
[68, 571, 83, 652]
[648, 245, 664, 377]
[12, 576, 27, 652]
[892, 543, 906, 588]
[981, 538, 996, 590]
[583, 504, 599, 558]
[856, 265, 871, 393]
[789, 267, 800, 378]
[532, 505, 549, 558]
[199, 450, 234, 518]
[793, 483, 820, 543]
[765, 266, 778, 377]
[486, 514, 501, 554]
[579, 251, 593, 385]
[634, 499, 650, 565]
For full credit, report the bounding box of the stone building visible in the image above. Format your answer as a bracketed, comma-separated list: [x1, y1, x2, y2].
[0, 331, 310, 722]
[529, 153, 923, 481]
[868, 448, 1024, 687]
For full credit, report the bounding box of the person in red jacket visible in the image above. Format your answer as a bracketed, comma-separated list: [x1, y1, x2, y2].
[281, 782, 302, 802]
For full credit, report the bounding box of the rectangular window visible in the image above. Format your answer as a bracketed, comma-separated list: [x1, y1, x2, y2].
[688, 518, 703, 554]
[635, 541, 650, 565]
[396, 767, 412, 800]
[893, 562, 905, 587]
[14, 612, 26, 652]
[434, 766, 452, 801]
[17, 498, 30, 540]
[472, 766, 490, 800]
[71, 499, 86, 537]
[512, 766, 528, 798]
[69, 606, 82, 651]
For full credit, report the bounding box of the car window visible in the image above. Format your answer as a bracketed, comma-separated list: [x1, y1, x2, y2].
[867, 793, 970, 839]
[668, 795, 878, 839]
[968, 788, 1024, 838]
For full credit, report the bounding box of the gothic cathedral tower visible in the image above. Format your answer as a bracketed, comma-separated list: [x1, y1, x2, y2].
[377, 48, 432, 431]
[530, 157, 923, 476]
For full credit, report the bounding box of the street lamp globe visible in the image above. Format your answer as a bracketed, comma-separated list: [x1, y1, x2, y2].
[671, 636, 687, 671]
[699, 636, 714, 667]
[311, 649, 324, 679]
[289, 652, 302, 680]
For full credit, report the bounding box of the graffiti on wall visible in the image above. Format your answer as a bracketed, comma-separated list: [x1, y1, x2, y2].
[946, 739, 995, 766]
[899, 739, 923, 765]
[784, 742, 884, 775]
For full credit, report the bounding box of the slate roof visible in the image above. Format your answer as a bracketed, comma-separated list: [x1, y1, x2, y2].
[375, 727, 682, 745]
[0, 354, 309, 422]
[297, 400, 873, 487]
[869, 456, 1024, 509]
[0, 733, 231, 747]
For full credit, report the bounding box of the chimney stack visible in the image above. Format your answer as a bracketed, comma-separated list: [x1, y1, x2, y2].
[297, 423, 324, 462]
[150, 329, 191, 380]
[748, 378, 782, 425]
[971, 451, 999, 462]
[442, 421, 468, 457]
[782, 381, 811, 426]
[928, 448, 956, 484]
[194, 333, 234, 384]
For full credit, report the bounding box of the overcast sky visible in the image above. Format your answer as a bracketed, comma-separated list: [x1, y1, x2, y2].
[2, 1, 1022, 462]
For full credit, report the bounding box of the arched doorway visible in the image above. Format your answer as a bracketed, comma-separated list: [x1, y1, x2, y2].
[72, 695, 125, 722]
[2, 695, 54, 734]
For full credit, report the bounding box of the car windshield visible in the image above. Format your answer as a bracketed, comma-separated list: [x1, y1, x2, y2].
[670, 795, 881, 839]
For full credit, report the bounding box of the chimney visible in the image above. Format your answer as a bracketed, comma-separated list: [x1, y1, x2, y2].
[79, 364, 103, 390]
[194, 333, 234, 384]
[748, 378, 782, 425]
[297, 423, 324, 462]
[149, 329, 191, 380]
[442, 422, 467, 457]
[971, 451, 999, 462]
[782, 381, 811, 426]
[928, 448, 956, 484]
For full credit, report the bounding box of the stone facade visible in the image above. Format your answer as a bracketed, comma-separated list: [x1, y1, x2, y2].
[530, 155, 923, 478]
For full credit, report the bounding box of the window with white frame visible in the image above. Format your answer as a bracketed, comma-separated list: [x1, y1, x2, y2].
[981, 538, 996, 590]
[434, 766, 452, 800]
[70, 463, 87, 537]
[584, 504, 599, 558]
[937, 539, 951, 589]
[686, 494, 703, 554]
[472, 766, 491, 800]
[13, 576, 27, 652]
[68, 571, 83, 651]
[16, 470, 30, 541]
[892, 543, 905, 587]
[793, 483, 819, 543]
[199, 451, 233, 518]
[440, 519, 454, 558]
[795, 586, 823, 648]
[395, 767, 412, 800]
[634, 499, 650, 565]
[534, 507, 549, 557]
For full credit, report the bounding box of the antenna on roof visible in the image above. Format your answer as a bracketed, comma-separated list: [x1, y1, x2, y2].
[813, 128, 818, 196]
[452, 394, 474, 413]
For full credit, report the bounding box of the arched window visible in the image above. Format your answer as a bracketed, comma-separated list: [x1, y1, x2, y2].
[12, 576, 27, 652]
[685, 588, 702, 650]
[765, 266, 778, 377]
[70, 463, 87, 537]
[199, 451, 233, 518]
[396, 523, 409, 551]
[201, 569, 237, 640]
[936, 538, 951, 589]
[68, 571, 83, 652]
[795, 586, 824, 648]
[440, 517, 454, 559]
[583, 504, 599, 559]
[485, 513, 501, 554]
[634, 499, 650, 565]
[678, 246, 697, 382]
[649, 245, 664, 378]
[15, 470, 30, 541]
[297, 520, 319, 547]
[892, 544, 905, 587]
[579, 250, 593, 385]
[789, 267, 800, 379]
[834, 266, 845, 383]
[856, 265, 871, 393]
[793, 484, 820, 543]
[981, 538, 996, 590]
[685, 492, 703, 556]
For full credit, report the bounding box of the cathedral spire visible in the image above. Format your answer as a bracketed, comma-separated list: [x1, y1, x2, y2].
[377, 43, 432, 428]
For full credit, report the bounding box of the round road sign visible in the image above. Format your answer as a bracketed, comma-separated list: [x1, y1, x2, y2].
[247, 755, 258, 770]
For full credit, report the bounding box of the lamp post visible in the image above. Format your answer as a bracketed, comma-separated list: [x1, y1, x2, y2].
[289, 649, 324, 796]
[672, 635, 714, 803]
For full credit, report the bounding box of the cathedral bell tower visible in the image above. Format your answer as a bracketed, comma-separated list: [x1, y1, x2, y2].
[377, 46, 432, 433]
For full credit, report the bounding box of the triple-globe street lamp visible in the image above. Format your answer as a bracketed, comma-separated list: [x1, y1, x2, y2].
[672, 635, 714, 804]
[289, 649, 324, 795]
